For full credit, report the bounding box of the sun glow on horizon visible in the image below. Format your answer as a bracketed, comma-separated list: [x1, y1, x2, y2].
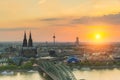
[93, 33, 105, 44]
[96, 34, 101, 40]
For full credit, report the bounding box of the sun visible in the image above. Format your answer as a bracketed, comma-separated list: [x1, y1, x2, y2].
[95, 34, 101, 40]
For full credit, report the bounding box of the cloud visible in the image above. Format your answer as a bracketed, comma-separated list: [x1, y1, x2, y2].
[71, 13, 120, 25]
[38, 0, 46, 5]
[38, 18, 64, 21]
[34, 17, 73, 27]
[0, 27, 38, 31]
[32, 13, 120, 28]
[100, 13, 120, 25]
[71, 17, 92, 24]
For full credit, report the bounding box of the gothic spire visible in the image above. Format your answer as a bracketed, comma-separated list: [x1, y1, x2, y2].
[23, 31, 27, 47]
[28, 31, 33, 47]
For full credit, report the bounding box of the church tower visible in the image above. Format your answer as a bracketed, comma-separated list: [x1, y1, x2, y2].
[22, 31, 27, 47]
[21, 31, 37, 58]
[28, 31, 33, 47]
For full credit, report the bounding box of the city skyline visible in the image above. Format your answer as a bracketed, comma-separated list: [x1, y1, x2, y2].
[0, 0, 120, 42]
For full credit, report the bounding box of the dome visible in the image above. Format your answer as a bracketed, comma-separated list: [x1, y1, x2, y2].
[67, 56, 79, 63]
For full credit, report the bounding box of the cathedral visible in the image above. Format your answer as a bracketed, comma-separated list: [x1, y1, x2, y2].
[21, 31, 37, 58]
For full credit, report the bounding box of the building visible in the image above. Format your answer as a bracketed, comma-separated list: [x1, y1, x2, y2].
[21, 31, 37, 58]
[67, 56, 79, 63]
[75, 37, 80, 46]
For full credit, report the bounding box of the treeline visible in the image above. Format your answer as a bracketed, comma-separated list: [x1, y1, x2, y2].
[0, 61, 33, 71]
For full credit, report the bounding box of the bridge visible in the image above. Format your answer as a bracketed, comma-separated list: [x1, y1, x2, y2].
[38, 61, 77, 80]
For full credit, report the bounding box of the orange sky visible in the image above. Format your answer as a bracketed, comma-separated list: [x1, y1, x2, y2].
[0, 0, 120, 42]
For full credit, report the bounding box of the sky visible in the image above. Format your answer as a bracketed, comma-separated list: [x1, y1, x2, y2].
[0, 0, 120, 42]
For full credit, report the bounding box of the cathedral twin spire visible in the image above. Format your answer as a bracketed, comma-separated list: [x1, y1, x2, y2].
[28, 32, 33, 47]
[23, 31, 33, 47]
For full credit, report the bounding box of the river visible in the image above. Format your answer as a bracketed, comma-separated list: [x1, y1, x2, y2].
[73, 68, 120, 80]
[0, 68, 120, 80]
[0, 71, 44, 80]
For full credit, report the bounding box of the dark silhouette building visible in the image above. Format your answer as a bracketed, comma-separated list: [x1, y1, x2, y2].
[28, 32, 33, 47]
[21, 31, 37, 58]
[53, 33, 56, 45]
[75, 37, 80, 46]
[23, 31, 27, 47]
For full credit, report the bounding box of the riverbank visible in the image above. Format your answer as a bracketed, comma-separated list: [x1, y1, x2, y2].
[90, 65, 120, 69]
[66, 60, 120, 70]
[67, 63, 120, 71]
[71, 65, 120, 71]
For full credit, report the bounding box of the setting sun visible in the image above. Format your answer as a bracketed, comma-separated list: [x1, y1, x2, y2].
[96, 34, 101, 40]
